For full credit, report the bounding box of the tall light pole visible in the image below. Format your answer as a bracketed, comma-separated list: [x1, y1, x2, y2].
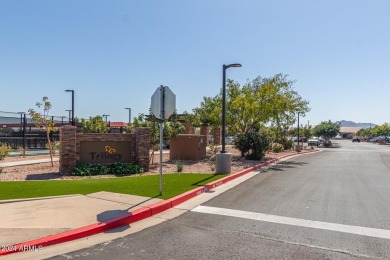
[103, 114, 110, 123]
[221, 63, 241, 153]
[65, 90, 75, 126]
[125, 108, 131, 124]
[216, 63, 242, 174]
[297, 112, 300, 151]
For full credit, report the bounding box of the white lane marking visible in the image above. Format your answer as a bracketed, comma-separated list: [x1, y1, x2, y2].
[192, 205, 390, 240]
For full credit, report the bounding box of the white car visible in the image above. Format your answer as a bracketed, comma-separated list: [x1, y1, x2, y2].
[307, 137, 320, 146]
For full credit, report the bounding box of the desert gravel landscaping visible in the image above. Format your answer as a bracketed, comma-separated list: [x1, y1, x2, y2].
[0, 147, 305, 181]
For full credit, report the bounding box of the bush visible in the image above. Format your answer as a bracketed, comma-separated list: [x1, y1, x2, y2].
[0, 144, 12, 160]
[175, 160, 183, 172]
[235, 130, 270, 160]
[71, 163, 110, 176]
[111, 163, 144, 175]
[271, 143, 284, 153]
[71, 163, 144, 176]
[282, 138, 294, 150]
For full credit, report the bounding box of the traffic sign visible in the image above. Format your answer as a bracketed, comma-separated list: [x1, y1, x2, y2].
[151, 86, 176, 120]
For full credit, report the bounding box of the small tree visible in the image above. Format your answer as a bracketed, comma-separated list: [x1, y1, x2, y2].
[313, 121, 340, 147]
[28, 97, 56, 167]
[81, 115, 109, 133]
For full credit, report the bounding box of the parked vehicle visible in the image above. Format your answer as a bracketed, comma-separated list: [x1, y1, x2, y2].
[377, 136, 390, 143]
[352, 137, 360, 143]
[308, 137, 320, 146]
[293, 136, 307, 142]
[225, 136, 235, 144]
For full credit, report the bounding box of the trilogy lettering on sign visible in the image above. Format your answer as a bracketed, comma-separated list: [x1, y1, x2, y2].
[79, 141, 132, 164]
[89, 146, 122, 162]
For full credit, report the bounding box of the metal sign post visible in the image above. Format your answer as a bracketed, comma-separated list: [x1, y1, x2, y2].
[151, 85, 176, 196]
[159, 86, 164, 196]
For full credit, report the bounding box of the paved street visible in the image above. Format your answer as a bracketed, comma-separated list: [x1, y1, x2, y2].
[51, 140, 390, 259]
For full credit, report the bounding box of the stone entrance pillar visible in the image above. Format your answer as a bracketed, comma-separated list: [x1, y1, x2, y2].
[59, 125, 77, 175]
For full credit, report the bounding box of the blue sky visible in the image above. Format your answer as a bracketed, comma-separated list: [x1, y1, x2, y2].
[1, 0, 389, 125]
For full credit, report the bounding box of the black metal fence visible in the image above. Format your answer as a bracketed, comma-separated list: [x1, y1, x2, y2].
[0, 111, 68, 149]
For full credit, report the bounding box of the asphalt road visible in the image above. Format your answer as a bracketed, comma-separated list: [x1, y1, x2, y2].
[51, 140, 390, 259]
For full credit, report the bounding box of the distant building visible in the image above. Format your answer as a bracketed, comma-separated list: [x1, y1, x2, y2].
[339, 127, 362, 139]
[109, 122, 128, 133]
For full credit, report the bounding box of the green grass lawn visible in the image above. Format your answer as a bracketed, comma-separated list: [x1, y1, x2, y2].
[0, 173, 227, 201]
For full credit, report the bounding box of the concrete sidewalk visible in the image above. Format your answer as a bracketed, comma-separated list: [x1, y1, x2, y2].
[0, 158, 60, 168]
[0, 192, 162, 247]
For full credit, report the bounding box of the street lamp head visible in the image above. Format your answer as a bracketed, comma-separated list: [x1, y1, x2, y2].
[224, 63, 242, 69]
[65, 89, 74, 93]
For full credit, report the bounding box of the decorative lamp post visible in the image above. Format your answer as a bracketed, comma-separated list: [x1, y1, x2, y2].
[221, 63, 241, 153]
[103, 114, 110, 123]
[125, 108, 131, 124]
[216, 63, 242, 174]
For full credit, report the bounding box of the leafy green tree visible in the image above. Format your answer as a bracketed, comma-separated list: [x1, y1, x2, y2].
[191, 74, 310, 137]
[313, 121, 340, 142]
[191, 96, 222, 128]
[357, 128, 372, 139]
[28, 96, 56, 166]
[81, 115, 109, 133]
[288, 125, 312, 138]
[372, 123, 390, 137]
[228, 74, 310, 133]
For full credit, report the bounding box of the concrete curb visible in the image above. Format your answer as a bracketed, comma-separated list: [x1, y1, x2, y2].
[0, 149, 320, 257]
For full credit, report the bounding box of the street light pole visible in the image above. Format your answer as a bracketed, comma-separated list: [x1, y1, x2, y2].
[103, 114, 110, 123]
[297, 112, 300, 148]
[65, 90, 75, 126]
[125, 108, 131, 124]
[221, 63, 241, 153]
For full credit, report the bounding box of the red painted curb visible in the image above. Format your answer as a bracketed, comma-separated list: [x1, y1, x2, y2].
[148, 200, 173, 215]
[0, 149, 320, 257]
[169, 186, 206, 207]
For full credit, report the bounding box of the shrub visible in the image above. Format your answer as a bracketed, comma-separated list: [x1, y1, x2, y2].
[111, 163, 144, 175]
[175, 160, 183, 172]
[0, 144, 12, 160]
[271, 143, 284, 153]
[71, 163, 110, 176]
[71, 163, 144, 176]
[282, 139, 294, 150]
[235, 130, 270, 160]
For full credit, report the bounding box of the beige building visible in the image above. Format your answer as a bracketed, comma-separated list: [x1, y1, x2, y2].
[339, 127, 362, 139]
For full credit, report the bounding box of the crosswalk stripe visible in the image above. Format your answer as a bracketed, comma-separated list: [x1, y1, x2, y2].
[191, 205, 390, 240]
